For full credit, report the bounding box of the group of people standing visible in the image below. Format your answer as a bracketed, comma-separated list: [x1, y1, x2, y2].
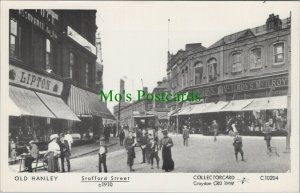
[123, 128, 174, 172]
[23, 131, 73, 173]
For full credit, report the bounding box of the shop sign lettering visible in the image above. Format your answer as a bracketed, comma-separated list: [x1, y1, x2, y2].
[195, 75, 288, 97]
[9, 65, 63, 95]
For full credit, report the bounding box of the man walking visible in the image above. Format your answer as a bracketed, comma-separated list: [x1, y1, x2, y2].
[98, 137, 108, 173]
[233, 132, 245, 162]
[124, 129, 136, 172]
[182, 125, 189, 146]
[119, 128, 125, 146]
[263, 118, 274, 152]
[139, 129, 149, 163]
[212, 120, 219, 142]
[58, 133, 71, 172]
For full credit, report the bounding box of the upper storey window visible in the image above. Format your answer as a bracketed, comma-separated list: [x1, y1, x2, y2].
[194, 62, 203, 85]
[10, 18, 21, 58]
[250, 48, 262, 68]
[273, 42, 284, 64]
[232, 52, 242, 73]
[207, 58, 217, 82]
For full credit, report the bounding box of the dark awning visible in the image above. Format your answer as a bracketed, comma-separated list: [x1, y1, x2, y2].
[67, 85, 115, 120]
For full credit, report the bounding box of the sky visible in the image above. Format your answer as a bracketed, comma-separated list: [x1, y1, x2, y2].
[95, 1, 293, 112]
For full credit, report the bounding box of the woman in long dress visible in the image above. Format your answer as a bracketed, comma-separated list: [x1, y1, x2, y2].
[47, 134, 61, 173]
[159, 129, 174, 172]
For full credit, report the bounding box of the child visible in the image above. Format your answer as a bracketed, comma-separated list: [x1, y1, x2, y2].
[98, 137, 108, 172]
[149, 136, 160, 169]
[233, 132, 245, 162]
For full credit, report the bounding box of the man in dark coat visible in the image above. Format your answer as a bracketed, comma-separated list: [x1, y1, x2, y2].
[139, 129, 149, 163]
[211, 120, 219, 142]
[119, 128, 125, 146]
[233, 132, 245, 161]
[24, 140, 39, 172]
[58, 134, 71, 172]
[124, 129, 136, 171]
[182, 125, 189, 146]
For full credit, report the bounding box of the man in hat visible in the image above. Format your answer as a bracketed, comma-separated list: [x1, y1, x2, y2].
[211, 120, 219, 142]
[182, 125, 189, 146]
[98, 137, 108, 172]
[233, 132, 245, 162]
[262, 118, 274, 152]
[139, 129, 149, 163]
[119, 127, 125, 146]
[124, 129, 136, 171]
[24, 140, 39, 172]
[58, 133, 71, 172]
[159, 129, 174, 172]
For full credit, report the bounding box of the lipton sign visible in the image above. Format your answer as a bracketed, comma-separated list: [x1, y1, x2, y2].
[9, 65, 63, 96]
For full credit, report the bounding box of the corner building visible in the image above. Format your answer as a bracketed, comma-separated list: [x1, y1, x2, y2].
[167, 14, 290, 135]
[9, 9, 114, 151]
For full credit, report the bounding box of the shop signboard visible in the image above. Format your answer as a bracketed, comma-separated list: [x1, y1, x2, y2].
[9, 65, 63, 96]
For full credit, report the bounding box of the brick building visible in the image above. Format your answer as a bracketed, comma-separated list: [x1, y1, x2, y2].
[167, 14, 290, 135]
[9, 9, 113, 147]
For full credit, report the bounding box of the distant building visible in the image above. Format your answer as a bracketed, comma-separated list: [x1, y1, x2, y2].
[167, 14, 290, 135]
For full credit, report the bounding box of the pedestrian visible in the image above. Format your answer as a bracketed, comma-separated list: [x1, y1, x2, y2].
[212, 120, 219, 142]
[124, 129, 136, 172]
[58, 133, 71, 172]
[113, 124, 117, 138]
[98, 137, 108, 173]
[64, 130, 73, 150]
[139, 129, 149, 164]
[149, 136, 160, 169]
[47, 134, 61, 173]
[182, 125, 189, 146]
[24, 140, 39, 172]
[232, 132, 245, 162]
[159, 129, 174, 172]
[119, 128, 125, 146]
[263, 119, 274, 152]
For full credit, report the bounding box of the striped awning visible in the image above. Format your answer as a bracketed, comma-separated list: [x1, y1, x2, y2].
[9, 86, 55, 118]
[67, 85, 115, 120]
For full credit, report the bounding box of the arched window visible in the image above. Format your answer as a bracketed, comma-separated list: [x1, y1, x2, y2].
[85, 63, 89, 87]
[207, 58, 217, 82]
[194, 61, 203, 85]
[232, 52, 242, 72]
[185, 66, 188, 86]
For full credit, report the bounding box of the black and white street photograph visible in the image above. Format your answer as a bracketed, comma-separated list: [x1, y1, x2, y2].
[5, 2, 295, 175]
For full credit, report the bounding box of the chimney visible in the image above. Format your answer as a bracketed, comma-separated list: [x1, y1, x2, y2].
[185, 43, 203, 51]
[143, 87, 148, 94]
[157, 81, 163, 86]
[266, 13, 282, 31]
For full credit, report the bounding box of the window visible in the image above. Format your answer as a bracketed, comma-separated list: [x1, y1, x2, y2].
[85, 63, 89, 87]
[185, 67, 188, 86]
[232, 53, 242, 72]
[207, 58, 217, 82]
[69, 52, 75, 79]
[45, 39, 52, 71]
[194, 62, 203, 85]
[181, 69, 185, 88]
[250, 48, 262, 68]
[274, 43, 284, 64]
[10, 18, 21, 57]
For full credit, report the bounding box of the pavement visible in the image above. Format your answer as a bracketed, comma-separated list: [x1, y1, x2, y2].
[9, 137, 120, 172]
[71, 134, 290, 173]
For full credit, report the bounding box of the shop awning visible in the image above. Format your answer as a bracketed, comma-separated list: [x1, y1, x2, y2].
[9, 86, 55, 118]
[189, 103, 214, 115]
[168, 109, 178, 117]
[132, 114, 155, 118]
[67, 85, 115, 120]
[220, 99, 254, 112]
[177, 105, 195, 115]
[204, 101, 230, 113]
[9, 97, 24, 116]
[36, 92, 80, 121]
[242, 96, 287, 111]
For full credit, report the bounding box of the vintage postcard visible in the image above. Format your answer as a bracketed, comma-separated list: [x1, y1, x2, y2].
[0, 1, 299, 192]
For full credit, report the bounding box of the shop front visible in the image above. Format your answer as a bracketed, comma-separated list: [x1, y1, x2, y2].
[8, 65, 80, 157]
[171, 73, 289, 136]
[67, 85, 115, 140]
